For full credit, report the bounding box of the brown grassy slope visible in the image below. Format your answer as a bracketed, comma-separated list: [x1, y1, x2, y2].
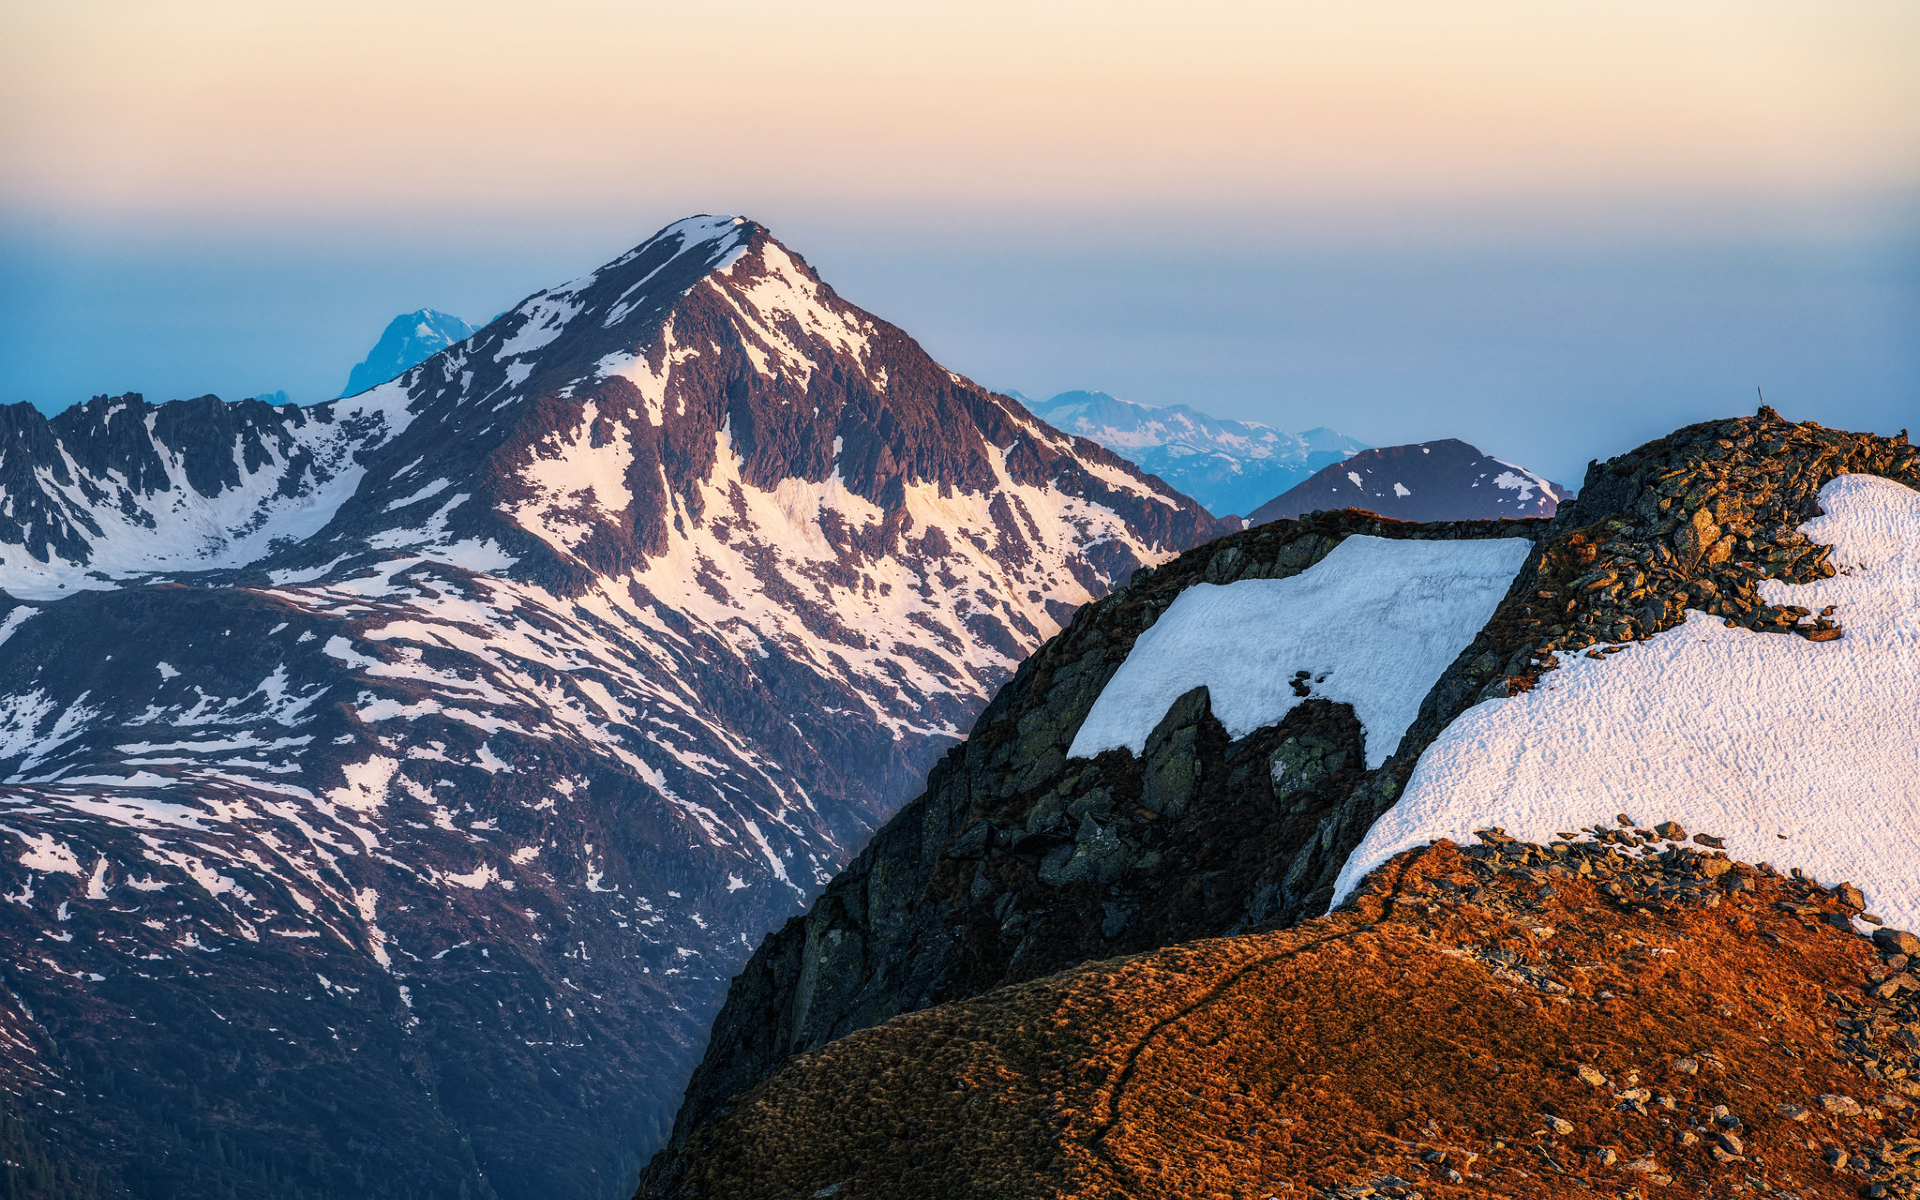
[655, 836, 1920, 1199]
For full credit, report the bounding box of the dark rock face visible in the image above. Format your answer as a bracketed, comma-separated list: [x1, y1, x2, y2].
[641, 408, 1920, 1197]
[340, 309, 478, 398]
[1247, 438, 1572, 524]
[640, 510, 1548, 1193]
[1017, 390, 1365, 517]
[0, 217, 1226, 1199]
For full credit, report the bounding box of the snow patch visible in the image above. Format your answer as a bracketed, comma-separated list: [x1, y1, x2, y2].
[1068, 535, 1532, 768]
[1333, 475, 1920, 928]
[6, 829, 82, 876]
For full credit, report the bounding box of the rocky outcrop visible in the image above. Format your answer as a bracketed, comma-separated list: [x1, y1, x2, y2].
[642, 408, 1920, 1197]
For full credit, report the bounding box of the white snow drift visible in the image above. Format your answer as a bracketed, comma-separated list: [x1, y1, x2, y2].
[1335, 473, 1920, 930]
[1067, 535, 1533, 768]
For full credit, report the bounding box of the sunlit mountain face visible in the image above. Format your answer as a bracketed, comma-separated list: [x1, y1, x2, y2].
[0, 216, 1227, 1199]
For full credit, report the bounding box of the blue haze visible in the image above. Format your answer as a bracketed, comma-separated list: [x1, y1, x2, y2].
[0, 212, 1913, 488]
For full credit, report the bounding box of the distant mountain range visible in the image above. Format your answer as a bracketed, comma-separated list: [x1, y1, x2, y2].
[1247, 438, 1573, 523]
[1015, 390, 1364, 517]
[339, 309, 477, 397]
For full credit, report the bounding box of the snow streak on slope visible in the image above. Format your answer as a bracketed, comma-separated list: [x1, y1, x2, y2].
[1334, 474, 1920, 927]
[1068, 536, 1531, 768]
[625, 427, 1174, 739]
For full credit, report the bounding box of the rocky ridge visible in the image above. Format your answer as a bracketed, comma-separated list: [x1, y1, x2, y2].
[646, 825, 1920, 1199]
[642, 408, 1920, 1195]
[645, 508, 1551, 1182]
[0, 216, 1225, 1199]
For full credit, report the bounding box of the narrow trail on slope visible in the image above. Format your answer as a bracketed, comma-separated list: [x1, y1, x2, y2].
[1084, 851, 1435, 1160]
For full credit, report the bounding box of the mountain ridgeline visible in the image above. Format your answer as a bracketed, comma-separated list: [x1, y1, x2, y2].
[1017, 389, 1364, 518]
[0, 217, 1228, 1199]
[641, 408, 1920, 1199]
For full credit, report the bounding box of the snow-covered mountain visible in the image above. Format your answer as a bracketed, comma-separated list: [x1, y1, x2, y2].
[339, 308, 478, 398]
[1246, 438, 1572, 524]
[1016, 390, 1364, 517]
[0, 216, 1226, 1199]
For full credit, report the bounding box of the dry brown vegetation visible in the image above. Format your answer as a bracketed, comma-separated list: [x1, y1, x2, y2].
[656, 839, 1920, 1199]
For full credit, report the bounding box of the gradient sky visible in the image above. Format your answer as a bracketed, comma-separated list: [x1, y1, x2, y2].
[2, 0, 1915, 486]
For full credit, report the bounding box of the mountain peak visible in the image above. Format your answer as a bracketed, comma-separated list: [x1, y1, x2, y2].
[1247, 437, 1571, 523]
[1017, 390, 1365, 517]
[338, 307, 477, 397]
[0, 216, 1229, 1195]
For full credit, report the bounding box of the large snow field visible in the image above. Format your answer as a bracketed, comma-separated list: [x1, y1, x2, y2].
[1335, 473, 1920, 930]
[1068, 535, 1534, 768]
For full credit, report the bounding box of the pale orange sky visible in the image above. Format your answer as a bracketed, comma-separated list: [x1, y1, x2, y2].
[4, 0, 1917, 223]
[2, 0, 1914, 482]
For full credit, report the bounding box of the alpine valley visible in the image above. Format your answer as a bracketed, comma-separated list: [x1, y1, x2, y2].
[0, 217, 1227, 1200]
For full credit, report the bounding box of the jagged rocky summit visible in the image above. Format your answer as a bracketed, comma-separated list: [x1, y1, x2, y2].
[339, 309, 479, 398]
[0, 216, 1227, 1200]
[1017, 390, 1364, 518]
[642, 408, 1920, 1199]
[1247, 437, 1572, 524]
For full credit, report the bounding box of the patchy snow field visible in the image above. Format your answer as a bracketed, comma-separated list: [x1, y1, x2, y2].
[1068, 535, 1533, 768]
[1336, 474, 1920, 929]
